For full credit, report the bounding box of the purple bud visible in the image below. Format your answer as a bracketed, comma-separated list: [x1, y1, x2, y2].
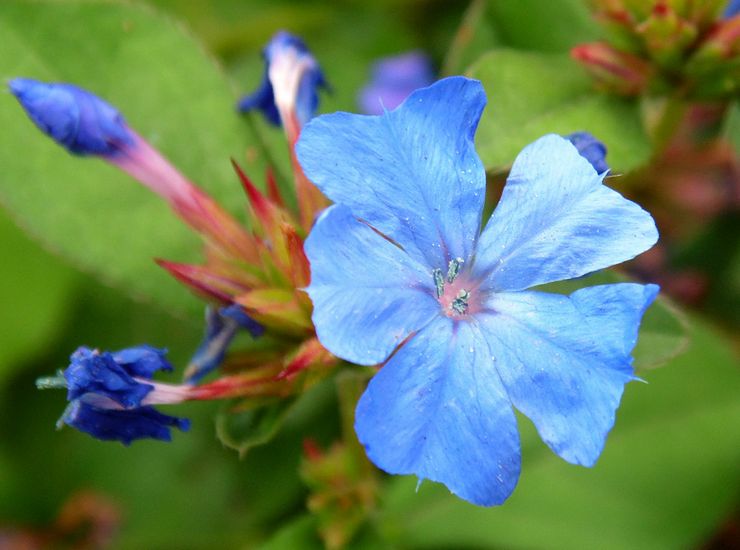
[238, 31, 328, 128]
[359, 51, 435, 115]
[565, 131, 610, 173]
[9, 78, 134, 157]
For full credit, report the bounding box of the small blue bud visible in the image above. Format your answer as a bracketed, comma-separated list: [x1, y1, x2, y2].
[359, 51, 435, 115]
[184, 305, 263, 384]
[237, 31, 328, 127]
[725, 0, 740, 18]
[9, 78, 134, 156]
[565, 131, 609, 173]
[220, 304, 264, 336]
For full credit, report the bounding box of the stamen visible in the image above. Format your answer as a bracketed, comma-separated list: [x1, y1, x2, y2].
[451, 289, 470, 315]
[446, 257, 464, 283]
[432, 268, 445, 298]
[36, 370, 68, 390]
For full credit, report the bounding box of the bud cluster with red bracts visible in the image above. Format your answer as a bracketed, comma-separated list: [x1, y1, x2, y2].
[573, 0, 739, 99]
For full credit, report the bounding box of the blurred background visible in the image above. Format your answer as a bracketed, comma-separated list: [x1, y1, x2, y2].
[0, 0, 738, 548]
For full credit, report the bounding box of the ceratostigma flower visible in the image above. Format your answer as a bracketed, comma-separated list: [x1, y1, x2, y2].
[297, 76, 659, 506]
[37, 346, 191, 445]
[238, 31, 328, 131]
[12, 32, 337, 445]
[359, 51, 435, 115]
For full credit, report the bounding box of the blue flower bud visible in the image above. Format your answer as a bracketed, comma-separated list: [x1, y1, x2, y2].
[9, 78, 134, 156]
[220, 304, 264, 336]
[359, 51, 435, 115]
[237, 31, 328, 127]
[184, 305, 263, 384]
[565, 131, 609, 173]
[39, 345, 189, 445]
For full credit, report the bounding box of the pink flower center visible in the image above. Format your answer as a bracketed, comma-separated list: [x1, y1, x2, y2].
[432, 258, 481, 318]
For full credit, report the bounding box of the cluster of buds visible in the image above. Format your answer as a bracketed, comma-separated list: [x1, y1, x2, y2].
[14, 31, 338, 444]
[573, 0, 739, 99]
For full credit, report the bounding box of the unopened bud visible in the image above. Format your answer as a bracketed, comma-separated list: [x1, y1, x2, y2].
[238, 31, 328, 140]
[636, 1, 698, 68]
[571, 42, 653, 95]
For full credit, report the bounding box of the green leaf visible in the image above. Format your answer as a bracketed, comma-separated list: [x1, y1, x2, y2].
[0, 208, 79, 385]
[216, 376, 340, 457]
[468, 49, 650, 173]
[258, 516, 323, 550]
[377, 316, 739, 549]
[0, 0, 265, 316]
[216, 397, 298, 458]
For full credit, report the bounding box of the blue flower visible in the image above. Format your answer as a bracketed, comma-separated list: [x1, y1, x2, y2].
[43, 345, 190, 445]
[9, 78, 134, 156]
[358, 51, 435, 115]
[237, 31, 328, 127]
[565, 131, 609, 173]
[297, 77, 659, 506]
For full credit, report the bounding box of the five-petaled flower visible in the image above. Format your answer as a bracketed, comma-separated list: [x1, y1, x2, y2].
[297, 76, 659, 506]
[41, 345, 191, 445]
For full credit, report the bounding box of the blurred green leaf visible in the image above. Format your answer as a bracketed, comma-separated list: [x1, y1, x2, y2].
[469, 49, 650, 173]
[377, 315, 740, 549]
[487, 0, 598, 53]
[0, 0, 264, 316]
[259, 516, 323, 550]
[0, 209, 78, 385]
[631, 295, 689, 370]
[724, 102, 740, 156]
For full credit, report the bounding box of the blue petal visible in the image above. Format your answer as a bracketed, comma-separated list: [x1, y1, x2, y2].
[473, 135, 658, 292]
[65, 348, 152, 408]
[111, 345, 173, 378]
[237, 72, 281, 125]
[565, 131, 609, 173]
[355, 317, 521, 506]
[62, 401, 190, 445]
[297, 76, 486, 270]
[305, 205, 439, 365]
[9, 78, 134, 157]
[478, 283, 659, 466]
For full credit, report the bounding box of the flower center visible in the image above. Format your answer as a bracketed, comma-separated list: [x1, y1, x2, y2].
[432, 258, 476, 317]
